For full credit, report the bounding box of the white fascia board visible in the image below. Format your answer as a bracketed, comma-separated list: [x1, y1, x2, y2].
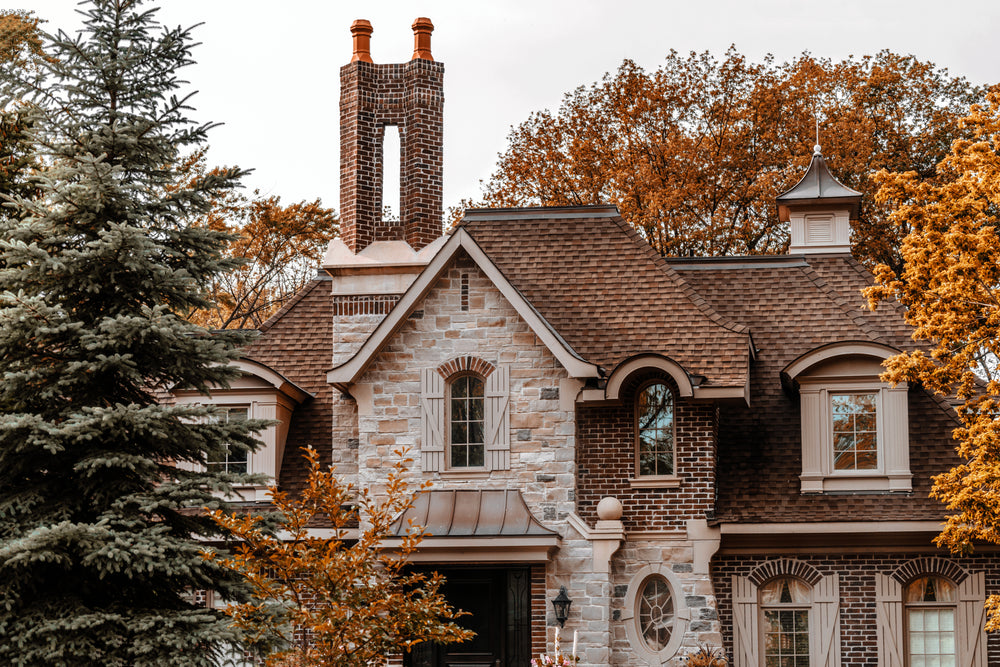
[328, 228, 601, 386]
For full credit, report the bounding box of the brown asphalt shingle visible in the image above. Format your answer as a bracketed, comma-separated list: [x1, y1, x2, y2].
[671, 255, 960, 523]
[243, 277, 334, 496]
[462, 207, 751, 388]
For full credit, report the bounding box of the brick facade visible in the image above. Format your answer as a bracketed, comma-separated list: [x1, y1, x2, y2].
[576, 378, 717, 531]
[712, 552, 1000, 666]
[339, 56, 444, 252]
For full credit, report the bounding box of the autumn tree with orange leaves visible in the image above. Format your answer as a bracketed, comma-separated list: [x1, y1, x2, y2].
[0, 11, 45, 210]
[466, 49, 982, 272]
[865, 91, 1000, 630]
[208, 448, 472, 666]
[179, 152, 338, 329]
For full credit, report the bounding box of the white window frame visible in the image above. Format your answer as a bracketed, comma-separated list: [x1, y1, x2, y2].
[206, 405, 251, 475]
[799, 377, 910, 493]
[446, 373, 487, 471]
[621, 564, 689, 663]
[732, 570, 840, 667]
[634, 379, 677, 482]
[172, 361, 309, 502]
[420, 364, 510, 474]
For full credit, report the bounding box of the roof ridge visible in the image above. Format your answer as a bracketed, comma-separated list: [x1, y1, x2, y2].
[612, 216, 752, 337]
[798, 261, 888, 345]
[258, 277, 328, 333]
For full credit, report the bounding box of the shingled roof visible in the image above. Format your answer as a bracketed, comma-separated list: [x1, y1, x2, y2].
[669, 254, 960, 523]
[460, 206, 752, 389]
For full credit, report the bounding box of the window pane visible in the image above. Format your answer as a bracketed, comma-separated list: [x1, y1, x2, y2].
[452, 398, 467, 421]
[906, 577, 957, 603]
[638, 576, 673, 651]
[907, 609, 956, 666]
[452, 377, 468, 398]
[468, 377, 484, 397]
[830, 393, 878, 471]
[636, 383, 674, 477]
[469, 422, 484, 445]
[468, 444, 484, 467]
[469, 398, 484, 422]
[450, 446, 467, 468]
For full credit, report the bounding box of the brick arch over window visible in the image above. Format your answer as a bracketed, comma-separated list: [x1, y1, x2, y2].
[422, 358, 509, 472]
[437, 356, 496, 380]
[891, 556, 969, 585]
[747, 558, 823, 587]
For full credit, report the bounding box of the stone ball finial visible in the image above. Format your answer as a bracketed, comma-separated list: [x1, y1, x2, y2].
[813, 144, 822, 156]
[596, 496, 623, 521]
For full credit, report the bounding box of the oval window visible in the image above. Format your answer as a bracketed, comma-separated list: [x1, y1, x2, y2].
[638, 575, 674, 651]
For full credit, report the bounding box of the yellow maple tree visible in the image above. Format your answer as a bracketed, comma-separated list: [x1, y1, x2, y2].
[207, 448, 473, 666]
[865, 90, 1000, 629]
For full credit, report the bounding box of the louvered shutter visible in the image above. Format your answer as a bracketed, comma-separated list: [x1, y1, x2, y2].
[813, 574, 841, 667]
[875, 574, 904, 667]
[420, 368, 445, 471]
[731, 575, 759, 667]
[484, 364, 510, 470]
[957, 572, 987, 667]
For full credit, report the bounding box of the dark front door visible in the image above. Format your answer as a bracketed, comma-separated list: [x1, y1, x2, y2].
[406, 567, 530, 667]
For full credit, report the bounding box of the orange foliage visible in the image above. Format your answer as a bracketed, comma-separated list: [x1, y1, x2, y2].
[180, 152, 338, 329]
[865, 91, 1000, 629]
[467, 49, 982, 272]
[208, 448, 472, 666]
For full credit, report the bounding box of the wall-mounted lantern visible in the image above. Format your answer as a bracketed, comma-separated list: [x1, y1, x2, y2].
[551, 586, 572, 628]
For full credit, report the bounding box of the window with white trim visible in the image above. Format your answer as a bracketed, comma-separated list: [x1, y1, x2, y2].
[793, 354, 911, 493]
[731, 570, 840, 667]
[207, 406, 249, 475]
[876, 568, 987, 667]
[760, 577, 811, 667]
[905, 576, 957, 666]
[635, 381, 675, 478]
[420, 364, 510, 473]
[448, 374, 485, 469]
[622, 564, 689, 662]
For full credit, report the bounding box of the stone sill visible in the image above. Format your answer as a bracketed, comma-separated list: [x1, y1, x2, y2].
[629, 476, 682, 489]
[435, 470, 491, 480]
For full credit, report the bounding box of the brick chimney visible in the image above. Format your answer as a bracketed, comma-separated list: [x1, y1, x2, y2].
[339, 18, 444, 253]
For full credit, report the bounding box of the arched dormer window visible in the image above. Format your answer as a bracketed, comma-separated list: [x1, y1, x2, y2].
[636, 381, 675, 478]
[782, 342, 911, 494]
[448, 374, 485, 468]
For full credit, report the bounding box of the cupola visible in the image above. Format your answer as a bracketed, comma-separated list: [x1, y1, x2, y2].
[776, 146, 862, 254]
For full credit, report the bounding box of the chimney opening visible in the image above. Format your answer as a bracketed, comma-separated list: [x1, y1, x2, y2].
[382, 124, 401, 223]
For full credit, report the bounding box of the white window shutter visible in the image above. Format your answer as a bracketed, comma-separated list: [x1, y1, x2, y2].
[731, 575, 759, 667]
[875, 574, 904, 667]
[420, 368, 445, 471]
[957, 572, 987, 667]
[484, 364, 510, 470]
[812, 573, 841, 667]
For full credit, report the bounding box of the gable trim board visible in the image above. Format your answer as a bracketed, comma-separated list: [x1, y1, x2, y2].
[327, 227, 602, 390]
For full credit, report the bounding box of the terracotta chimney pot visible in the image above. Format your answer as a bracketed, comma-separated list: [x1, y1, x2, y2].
[350, 19, 373, 63]
[411, 17, 434, 60]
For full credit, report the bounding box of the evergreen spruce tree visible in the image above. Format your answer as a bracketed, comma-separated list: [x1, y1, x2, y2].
[0, 1, 269, 663]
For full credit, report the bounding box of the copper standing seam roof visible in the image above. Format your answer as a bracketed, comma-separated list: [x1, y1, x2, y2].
[390, 490, 557, 538]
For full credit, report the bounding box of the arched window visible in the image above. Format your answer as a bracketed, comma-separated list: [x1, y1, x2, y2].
[760, 577, 811, 667]
[449, 374, 485, 468]
[636, 381, 675, 477]
[905, 576, 957, 666]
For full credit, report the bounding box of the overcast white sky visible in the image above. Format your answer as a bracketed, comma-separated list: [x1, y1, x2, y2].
[10, 1, 1000, 214]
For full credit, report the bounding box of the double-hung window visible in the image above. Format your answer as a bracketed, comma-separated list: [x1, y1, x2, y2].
[207, 406, 249, 474]
[449, 375, 485, 469]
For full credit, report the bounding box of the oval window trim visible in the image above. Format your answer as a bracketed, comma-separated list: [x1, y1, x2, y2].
[621, 564, 689, 662]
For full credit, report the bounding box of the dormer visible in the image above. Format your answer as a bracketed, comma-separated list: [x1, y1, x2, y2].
[777, 146, 862, 254]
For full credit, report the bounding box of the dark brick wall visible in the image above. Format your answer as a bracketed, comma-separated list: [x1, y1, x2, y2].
[576, 373, 718, 531]
[339, 58, 444, 253]
[712, 552, 1000, 666]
